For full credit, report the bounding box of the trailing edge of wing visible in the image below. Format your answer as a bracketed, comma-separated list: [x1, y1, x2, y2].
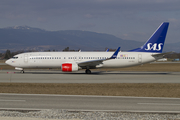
[78, 59, 104, 67]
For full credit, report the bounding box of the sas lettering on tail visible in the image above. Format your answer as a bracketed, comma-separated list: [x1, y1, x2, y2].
[145, 43, 163, 51]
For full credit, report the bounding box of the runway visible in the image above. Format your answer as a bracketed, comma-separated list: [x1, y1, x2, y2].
[0, 93, 180, 112]
[0, 70, 180, 83]
[1, 71, 180, 113]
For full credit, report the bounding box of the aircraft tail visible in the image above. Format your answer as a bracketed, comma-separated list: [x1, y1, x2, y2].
[129, 22, 169, 53]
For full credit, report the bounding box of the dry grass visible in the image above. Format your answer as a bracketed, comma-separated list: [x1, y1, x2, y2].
[0, 83, 180, 98]
[0, 65, 14, 69]
[0, 60, 5, 63]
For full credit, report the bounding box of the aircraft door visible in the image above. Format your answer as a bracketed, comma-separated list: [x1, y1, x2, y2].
[24, 54, 28, 63]
[138, 54, 142, 63]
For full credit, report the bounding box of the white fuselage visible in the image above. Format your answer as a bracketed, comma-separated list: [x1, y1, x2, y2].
[5, 51, 159, 70]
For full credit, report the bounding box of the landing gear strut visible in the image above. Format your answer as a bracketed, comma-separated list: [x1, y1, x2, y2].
[85, 69, 91, 74]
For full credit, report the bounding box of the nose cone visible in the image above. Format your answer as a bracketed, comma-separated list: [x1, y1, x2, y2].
[5, 59, 11, 65]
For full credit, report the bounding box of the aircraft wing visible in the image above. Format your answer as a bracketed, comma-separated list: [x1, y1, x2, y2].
[78, 47, 120, 67]
[152, 51, 173, 57]
[78, 59, 105, 67]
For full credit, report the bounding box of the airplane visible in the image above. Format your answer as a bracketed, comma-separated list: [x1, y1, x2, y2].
[5, 22, 170, 74]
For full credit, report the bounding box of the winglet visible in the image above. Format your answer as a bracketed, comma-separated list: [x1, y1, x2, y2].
[109, 47, 120, 59]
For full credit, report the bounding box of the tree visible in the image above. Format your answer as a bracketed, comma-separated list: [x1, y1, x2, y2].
[4, 50, 12, 59]
[63, 47, 69, 51]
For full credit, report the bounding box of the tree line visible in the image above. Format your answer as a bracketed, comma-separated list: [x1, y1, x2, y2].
[0, 47, 80, 59]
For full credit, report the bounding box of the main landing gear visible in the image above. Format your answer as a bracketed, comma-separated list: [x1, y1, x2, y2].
[21, 70, 24, 73]
[85, 69, 91, 74]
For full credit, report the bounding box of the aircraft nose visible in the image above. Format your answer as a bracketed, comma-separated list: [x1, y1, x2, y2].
[5, 59, 11, 65]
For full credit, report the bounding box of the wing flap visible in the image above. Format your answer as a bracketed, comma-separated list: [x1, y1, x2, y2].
[78, 59, 104, 67]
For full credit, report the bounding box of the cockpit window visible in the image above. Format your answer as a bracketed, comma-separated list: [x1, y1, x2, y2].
[12, 57, 18, 59]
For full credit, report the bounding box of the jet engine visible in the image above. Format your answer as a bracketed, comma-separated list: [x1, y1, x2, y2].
[61, 63, 78, 72]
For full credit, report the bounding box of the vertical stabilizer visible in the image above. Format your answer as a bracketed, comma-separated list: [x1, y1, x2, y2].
[129, 22, 169, 53]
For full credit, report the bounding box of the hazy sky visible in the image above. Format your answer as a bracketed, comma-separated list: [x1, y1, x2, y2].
[1, 0, 180, 43]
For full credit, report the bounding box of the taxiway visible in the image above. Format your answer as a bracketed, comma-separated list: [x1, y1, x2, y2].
[0, 93, 180, 112]
[0, 70, 180, 83]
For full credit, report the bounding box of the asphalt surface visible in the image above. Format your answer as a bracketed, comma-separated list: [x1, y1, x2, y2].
[1, 69, 180, 113]
[0, 93, 180, 113]
[0, 70, 180, 83]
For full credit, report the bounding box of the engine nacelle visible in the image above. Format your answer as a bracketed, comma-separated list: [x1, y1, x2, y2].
[61, 63, 78, 72]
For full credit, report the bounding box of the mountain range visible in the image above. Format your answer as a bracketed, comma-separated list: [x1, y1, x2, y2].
[0, 26, 179, 52]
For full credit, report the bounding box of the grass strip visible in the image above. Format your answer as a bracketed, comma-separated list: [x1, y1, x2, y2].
[0, 83, 180, 98]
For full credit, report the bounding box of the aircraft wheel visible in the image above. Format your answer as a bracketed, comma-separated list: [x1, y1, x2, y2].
[85, 69, 91, 74]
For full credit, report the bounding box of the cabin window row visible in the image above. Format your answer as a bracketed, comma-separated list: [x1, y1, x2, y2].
[70, 57, 113, 59]
[29, 56, 135, 60]
[30, 57, 61, 59]
[68, 57, 135, 59]
[122, 57, 135, 59]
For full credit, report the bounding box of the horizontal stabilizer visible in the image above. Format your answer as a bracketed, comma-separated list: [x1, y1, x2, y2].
[152, 51, 173, 57]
